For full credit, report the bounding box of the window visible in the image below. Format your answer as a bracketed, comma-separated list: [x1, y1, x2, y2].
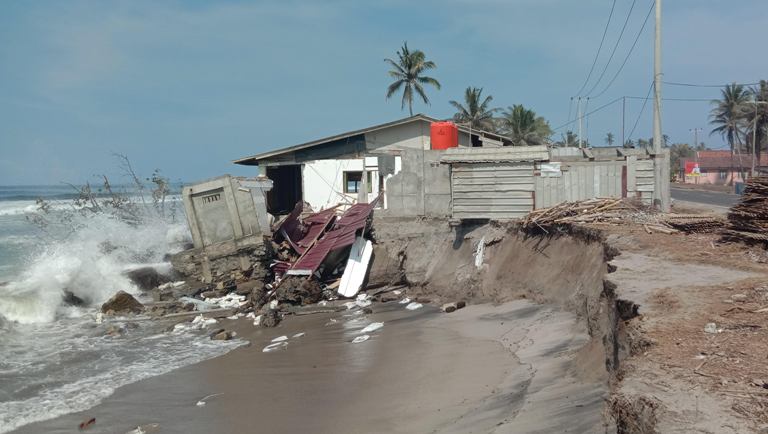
[344, 171, 373, 194]
[719, 171, 728, 180]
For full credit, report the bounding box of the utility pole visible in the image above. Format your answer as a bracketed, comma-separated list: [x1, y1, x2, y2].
[690, 128, 702, 185]
[577, 97, 583, 149]
[622, 97, 626, 148]
[652, 0, 669, 211]
[585, 97, 590, 147]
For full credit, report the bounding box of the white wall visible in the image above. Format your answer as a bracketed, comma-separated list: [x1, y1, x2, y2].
[302, 158, 384, 211]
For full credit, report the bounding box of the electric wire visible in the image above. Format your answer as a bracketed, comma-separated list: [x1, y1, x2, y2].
[573, 0, 618, 97]
[590, 0, 654, 100]
[627, 81, 654, 141]
[664, 81, 761, 88]
[583, 0, 638, 97]
[552, 97, 623, 132]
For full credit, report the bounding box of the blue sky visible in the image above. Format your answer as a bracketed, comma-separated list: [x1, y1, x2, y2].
[1, 0, 766, 185]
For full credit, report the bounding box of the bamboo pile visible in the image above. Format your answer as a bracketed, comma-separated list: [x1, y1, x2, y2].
[723, 177, 768, 243]
[522, 198, 724, 235]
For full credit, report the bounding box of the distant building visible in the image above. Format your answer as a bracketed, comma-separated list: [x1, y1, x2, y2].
[680, 150, 768, 185]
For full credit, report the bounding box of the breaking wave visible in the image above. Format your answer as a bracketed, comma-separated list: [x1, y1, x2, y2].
[0, 212, 190, 324]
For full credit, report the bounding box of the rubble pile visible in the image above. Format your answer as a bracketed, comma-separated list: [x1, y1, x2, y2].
[659, 214, 725, 234]
[723, 176, 768, 244]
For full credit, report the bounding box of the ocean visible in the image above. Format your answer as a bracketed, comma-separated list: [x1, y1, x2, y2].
[0, 185, 243, 433]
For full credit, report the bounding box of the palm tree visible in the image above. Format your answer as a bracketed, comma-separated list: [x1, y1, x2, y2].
[385, 42, 441, 116]
[498, 104, 552, 146]
[605, 132, 615, 146]
[449, 87, 499, 132]
[743, 80, 768, 163]
[710, 83, 750, 182]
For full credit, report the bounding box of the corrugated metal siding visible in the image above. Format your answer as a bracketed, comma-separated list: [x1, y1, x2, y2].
[534, 162, 624, 208]
[451, 163, 534, 219]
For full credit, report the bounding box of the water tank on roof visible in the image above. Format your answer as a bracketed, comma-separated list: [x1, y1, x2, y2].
[430, 122, 459, 150]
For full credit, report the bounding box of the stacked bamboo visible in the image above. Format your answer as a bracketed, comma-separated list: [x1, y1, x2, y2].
[660, 214, 725, 234]
[723, 177, 768, 243]
[521, 198, 638, 228]
[522, 198, 724, 235]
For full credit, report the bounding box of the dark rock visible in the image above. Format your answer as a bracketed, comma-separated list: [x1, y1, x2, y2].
[63, 290, 88, 307]
[456, 301, 466, 309]
[250, 286, 269, 310]
[607, 263, 618, 273]
[101, 291, 144, 315]
[209, 328, 225, 338]
[216, 279, 236, 291]
[275, 276, 322, 305]
[211, 329, 233, 341]
[415, 297, 431, 304]
[442, 303, 457, 313]
[125, 267, 170, 291]
[362, 307, 374, 314]
[261, 309, 281, 328]
[236, 280, 261, 296]
[378, 293, 400, 303]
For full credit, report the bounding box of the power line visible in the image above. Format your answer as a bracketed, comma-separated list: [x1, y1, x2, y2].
[663, 81, 761, 88]
[627, 82, 654, 141]
[591, 0, 654, 100]
[553, 97, 623, 131]
[573, 0, 617, 97]
[583, 0, 639, 97]
[626, 96, 711, 101]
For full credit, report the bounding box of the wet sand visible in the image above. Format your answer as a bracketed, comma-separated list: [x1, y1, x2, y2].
[14, 300, 609, 433]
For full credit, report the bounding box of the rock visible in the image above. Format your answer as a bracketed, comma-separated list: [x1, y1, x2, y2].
[731, 293, 748, 301]
[250, 286, 269, 311]
[442, 303, 457, 313]
[101, 291, 144, 315]
[63, 290, 87, 307]
[105, 324, 124, 337]
[415, 297, 431, 304]
[216, 279, 236, 292]
[125, 267, 169, 291]
[261, 309, 281, 328]
[378, 293, 399, 303]
[456, 301, 466, 309]
[275, 276, 323, 305]
[704, 322, 718, 334]
[211, 330, 233, 341]
[235, 280, 260, 296]
[362, 307, 373, 314]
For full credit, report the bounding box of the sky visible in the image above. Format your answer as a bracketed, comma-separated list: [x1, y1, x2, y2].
[1, 0, 767, 185]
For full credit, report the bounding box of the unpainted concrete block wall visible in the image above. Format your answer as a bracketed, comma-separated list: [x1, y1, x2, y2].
[382, 149, 450, 218]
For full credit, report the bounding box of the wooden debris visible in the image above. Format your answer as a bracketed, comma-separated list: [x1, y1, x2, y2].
[723, 177, 768, 245]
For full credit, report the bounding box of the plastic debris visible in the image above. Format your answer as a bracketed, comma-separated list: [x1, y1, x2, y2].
[352, 335, 370, 344]
[704, 322, 718, 334]
[292, 332, 306, 338]
[360, 322, 384, 334]
[343, 301, 358, 310]
[78, 417, 96, 431]
[398, 298, 411, 304]
[262, 341, 288, 353]
[405, 302, 423, 311]
[124, 423, 160, 434]
[474, 236, 486, 269]
[253, 315, 262, 326]
[271, 335, 289, 343]
[195, 393, 224, 407]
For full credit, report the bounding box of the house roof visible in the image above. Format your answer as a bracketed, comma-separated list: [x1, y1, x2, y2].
[232, 114, 510, 166]
[439, 145, 550, 163]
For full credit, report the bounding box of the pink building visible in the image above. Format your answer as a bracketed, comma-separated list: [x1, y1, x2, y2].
[680, 151, 768, 185]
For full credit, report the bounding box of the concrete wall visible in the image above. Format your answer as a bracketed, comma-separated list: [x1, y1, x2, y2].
[365, 120, 430, 152]
[382, 149, 451, 218]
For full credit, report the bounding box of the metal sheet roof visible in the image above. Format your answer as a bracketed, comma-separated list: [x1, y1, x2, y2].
[440, 146, 550, 163]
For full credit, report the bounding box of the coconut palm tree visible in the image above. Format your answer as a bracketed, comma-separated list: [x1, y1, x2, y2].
[449, 87, 499, 131]
[605, 132, 615, 146]
[743, 80, 768, 162]
[710, 83, 751, 182]
[385, 42, 441, 116]
[498, 105, 552, 146]
[710, 83, 750, 154]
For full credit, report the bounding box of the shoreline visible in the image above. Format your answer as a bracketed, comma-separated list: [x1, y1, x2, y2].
[12, 300, 609, 434]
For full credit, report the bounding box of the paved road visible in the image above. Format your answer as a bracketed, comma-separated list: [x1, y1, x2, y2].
[671, 187, 740, 208]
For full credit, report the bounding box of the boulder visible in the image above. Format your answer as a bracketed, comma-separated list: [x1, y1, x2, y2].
[125, 267, 170, 291]
[101, 291, 144, 315]
[261, 309, 281, 328]
[210, 329, 234, 341]
[442, 303, 457, 313]
[63, 290, 87, 307]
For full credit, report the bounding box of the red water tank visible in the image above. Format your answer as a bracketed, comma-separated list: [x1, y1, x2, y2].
[430, 121, 459, 150]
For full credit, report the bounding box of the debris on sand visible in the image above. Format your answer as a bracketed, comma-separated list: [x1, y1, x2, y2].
[405, 302, 423, 311]
[195, 393, 224, 407]
[351, 335, 370, 344]
[262, 341, 289, 353]
[360, 322, 384, 334]
[124, 423, 160, 434]
[78, 417, 96, 431]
